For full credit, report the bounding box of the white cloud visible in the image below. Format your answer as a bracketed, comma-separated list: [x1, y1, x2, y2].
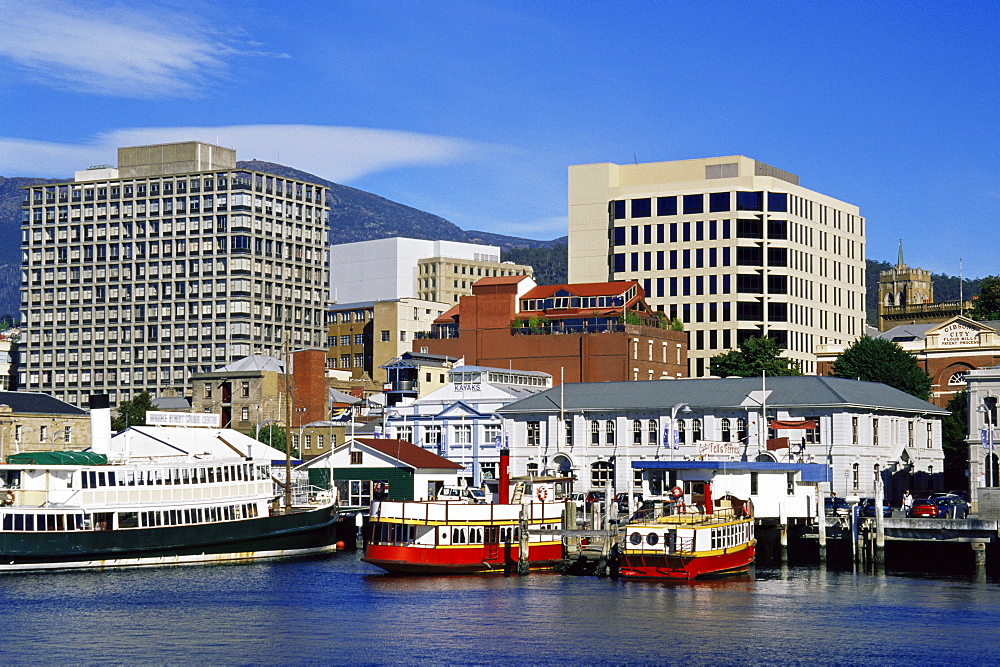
[0, 125, 493, 182]
[0, 1, 268, 97]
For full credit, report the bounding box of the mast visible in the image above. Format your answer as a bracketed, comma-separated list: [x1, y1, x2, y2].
[283, 338, 293, 510]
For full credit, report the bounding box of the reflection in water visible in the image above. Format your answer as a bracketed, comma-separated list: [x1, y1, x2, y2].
[0, 553, 998, 664]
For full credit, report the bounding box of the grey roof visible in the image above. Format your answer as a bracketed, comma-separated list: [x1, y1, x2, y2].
[451, 365, 552, 378]
[216, 355, 285, 373]
[497, 376, 948, 416]
[330, 388, 363, 404]
[877, 323, 933, 342]
[152, 396, 192, 410]
[0, 391, 88, 415]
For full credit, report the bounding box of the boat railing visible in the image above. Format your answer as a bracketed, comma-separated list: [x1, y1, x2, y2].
[370, 500, 566, 524]
[629, 504, 746, 526]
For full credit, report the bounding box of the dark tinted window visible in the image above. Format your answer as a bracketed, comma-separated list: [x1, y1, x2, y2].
[768, 219, 787, 239]
[736, 219, 763, 239]
[709, 192, 730, 212]
[612, 200, 626, 219]
[768, 275, 788, 294]
[613, 226, 626, 246]
[657, 196, 677, 216]
[683, 194, 703, 215]
[737, 302, 763, 320]
[768, 192, 788, 212]
[613, 253, 625, 273]
[737, 274, 763, 293]
[768, 302, 788, 321]
[631, 198, 651, 218]
[736, 247, 763, 266]
[767, 247, 788, 267]
[736, 191, 763, 211]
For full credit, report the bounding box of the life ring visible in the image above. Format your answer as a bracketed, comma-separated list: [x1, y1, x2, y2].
[536, 486, 550, 502]
[670, 486, 684, 498]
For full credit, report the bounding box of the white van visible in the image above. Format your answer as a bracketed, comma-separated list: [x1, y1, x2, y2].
[436, 486, 488, 504]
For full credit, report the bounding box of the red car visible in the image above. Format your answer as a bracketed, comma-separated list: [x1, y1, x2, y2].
[909, 498, 939, 518]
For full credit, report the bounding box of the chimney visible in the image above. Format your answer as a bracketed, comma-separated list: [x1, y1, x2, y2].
[89, 394, 112, 454]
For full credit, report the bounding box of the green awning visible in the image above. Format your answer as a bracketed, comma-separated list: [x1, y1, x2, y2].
[5, 451, 109, 465]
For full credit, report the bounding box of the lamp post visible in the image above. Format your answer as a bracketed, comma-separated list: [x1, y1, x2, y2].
[255, 419, 282, 449]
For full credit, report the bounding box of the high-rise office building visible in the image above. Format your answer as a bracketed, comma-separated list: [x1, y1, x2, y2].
[568, 156, 866, 376]
[20, 141, 329, 407]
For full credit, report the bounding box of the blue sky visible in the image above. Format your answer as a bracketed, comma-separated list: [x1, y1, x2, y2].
[1, 0, 997, 277]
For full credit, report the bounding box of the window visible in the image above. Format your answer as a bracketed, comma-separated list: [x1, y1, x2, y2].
[648, 420, 657, 445]
[204, 383, 212, 398]
[852, 462, 859, 491]
[605, 420, 615, 446]
[721, 418, 731, 441]
[736, 191, 763, 211]
[873, 418, 879, 447]
[633, 419, 643, 445]
[241, 406, 249, 421]
[630, 198, 651, 218]
[381, 330, 390, 342]
[683, 194, 703, 215]
[241, 381, 250, 397]
[565, 419, 573, 446]
[691, 419, 702, 442]
[454, 425, 471, 445]
[709, 192, 730, 212]
[350, 451, 363, 465]
[591, 420, 600, 445]
[852, 416, 859, 445]
[527, 421, 540, 446]
[908, 421, 914, 447]
[591, 460, 614, 487]
[768, 192, 787, 212]
[676, 419, 686, 445]
[657, 196, 677, 216]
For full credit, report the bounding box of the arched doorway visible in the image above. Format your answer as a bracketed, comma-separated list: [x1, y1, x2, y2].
[986, 453, 1000, 488]
[551, 454, 574, 477]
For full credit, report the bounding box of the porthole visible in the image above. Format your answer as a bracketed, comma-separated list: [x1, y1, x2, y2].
[646, 532, 659, 546]
[629, 532, 642, 545]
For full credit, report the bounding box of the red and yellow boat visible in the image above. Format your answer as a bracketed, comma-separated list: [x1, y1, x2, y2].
[618, 495, 755, 579]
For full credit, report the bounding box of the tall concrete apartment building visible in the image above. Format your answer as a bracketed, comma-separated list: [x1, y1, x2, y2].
[20, 141, 329, 407]
[329, 237, 533, 305]
[568, 156, 866, 376]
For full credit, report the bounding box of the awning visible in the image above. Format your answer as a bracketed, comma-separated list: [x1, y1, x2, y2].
[770, 419, 817, 430]
[6, 451, 109, 465]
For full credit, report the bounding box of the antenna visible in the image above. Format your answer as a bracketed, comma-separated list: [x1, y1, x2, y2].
[960, 258, 964, 316]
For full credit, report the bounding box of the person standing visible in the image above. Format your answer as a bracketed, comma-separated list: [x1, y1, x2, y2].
[901, 490, 914, 516]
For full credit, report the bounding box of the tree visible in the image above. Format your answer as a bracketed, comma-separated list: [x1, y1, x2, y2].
[969, 275, 1000, 321]
[941, 391, 969, 489]
[709, 336, 802, 378]
[111, 390, 155, 431]
[256, 424, 295, 457]
[830, 336, 931, 400]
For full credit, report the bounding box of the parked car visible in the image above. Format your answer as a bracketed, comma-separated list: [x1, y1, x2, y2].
[909, 496, 969, 519]
[614, 492, 636, 512]
[859, 497, 892, 518]
[436, 486, 487, 504]
[570, 492, 586, 513]
[825, 497, 851, 516]
[585, 490, 606, 511]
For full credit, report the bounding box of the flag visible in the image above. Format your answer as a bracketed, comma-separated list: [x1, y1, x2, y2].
[983, 427, 994, 451]
[330, 407, 353, 422]
[673, 429, 680, 449]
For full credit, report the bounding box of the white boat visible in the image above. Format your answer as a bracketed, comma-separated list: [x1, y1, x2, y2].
[0, 396, 340, 572]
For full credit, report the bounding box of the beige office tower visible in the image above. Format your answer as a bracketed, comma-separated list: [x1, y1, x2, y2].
[568, 156, 866, 376]
[20, 141, 330, 407]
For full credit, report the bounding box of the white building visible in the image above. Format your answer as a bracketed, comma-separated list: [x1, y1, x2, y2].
[567, 156, 866, 376]
[383, 365, 552, 485]
[964, 366, 1000, 505]
[328, 237, 532, 305]
[497, 376, 946, 501]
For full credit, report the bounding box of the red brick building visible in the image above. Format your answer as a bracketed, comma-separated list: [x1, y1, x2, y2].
[816, 316, 1000, 408]
[414, 276, 687, 383]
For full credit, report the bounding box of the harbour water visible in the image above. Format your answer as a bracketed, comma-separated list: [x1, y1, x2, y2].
[2, 551, 999, 665]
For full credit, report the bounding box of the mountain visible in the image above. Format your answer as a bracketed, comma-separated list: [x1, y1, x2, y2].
[238, 160, 559, 250]
[0, 163, 987, 323]
[0, 162, 561, 316]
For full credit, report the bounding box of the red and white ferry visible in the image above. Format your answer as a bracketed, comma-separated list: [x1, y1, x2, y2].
[362, 453, 572, 574]
[618, 491, 755, 579]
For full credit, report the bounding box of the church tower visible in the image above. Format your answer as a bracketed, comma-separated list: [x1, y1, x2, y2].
[878, 241, 934, 330]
